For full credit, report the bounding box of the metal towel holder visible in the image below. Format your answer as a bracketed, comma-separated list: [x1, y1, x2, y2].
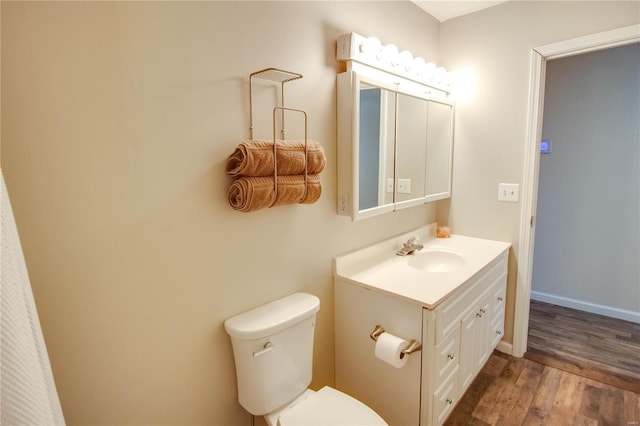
[248, 68, 309, 207]
[370, 324, 422, 359]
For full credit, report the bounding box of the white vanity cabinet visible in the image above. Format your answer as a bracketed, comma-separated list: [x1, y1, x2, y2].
[423, 253, 507, 424]
[334, 230, 509, 426]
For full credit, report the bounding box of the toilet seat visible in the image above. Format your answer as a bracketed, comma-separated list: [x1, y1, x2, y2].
[277, 386, 387, 426]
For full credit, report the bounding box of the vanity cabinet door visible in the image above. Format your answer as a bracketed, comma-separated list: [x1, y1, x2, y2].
[459, 305, 480, 392]
[459, 289, 492, 393]
[475, 295, 493, 372]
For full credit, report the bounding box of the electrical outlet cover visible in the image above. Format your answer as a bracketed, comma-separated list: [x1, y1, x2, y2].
[397, 179, 411, 194]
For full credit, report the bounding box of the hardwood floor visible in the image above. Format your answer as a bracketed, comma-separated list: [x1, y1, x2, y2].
[525, 300, 640, 393]
[445, 351, 640, 425]
[446, 301, 640, 425]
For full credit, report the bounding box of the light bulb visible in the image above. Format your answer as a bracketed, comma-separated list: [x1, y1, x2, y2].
[424, 62, 436, 76]
[411, 58, 426, 79]
[444, 71, 456, 88]
[380, 44, 398, 66]
[434, 67, 447, 85]
[412, 57, 425, 69]
[398, 50, 413, 71]
[360, 36, 381, 60]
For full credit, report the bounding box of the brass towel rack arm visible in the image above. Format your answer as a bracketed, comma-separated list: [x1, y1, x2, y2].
[270, 106, 308, 207]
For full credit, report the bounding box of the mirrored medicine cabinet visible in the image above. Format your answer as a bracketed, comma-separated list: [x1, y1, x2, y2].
[337, 69, 455, 221]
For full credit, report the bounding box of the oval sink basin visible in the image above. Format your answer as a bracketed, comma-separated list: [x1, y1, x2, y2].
[407, 249, 465, 273]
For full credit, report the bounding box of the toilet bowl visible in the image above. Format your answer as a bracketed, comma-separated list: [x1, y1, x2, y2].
[266, 387, 386, 426]
[224, 292, 387, 425]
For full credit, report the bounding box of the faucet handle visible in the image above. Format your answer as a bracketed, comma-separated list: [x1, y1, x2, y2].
[405, 235, 420, 246]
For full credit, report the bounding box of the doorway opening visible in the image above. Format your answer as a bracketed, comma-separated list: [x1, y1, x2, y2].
[512, 24, 640, 359]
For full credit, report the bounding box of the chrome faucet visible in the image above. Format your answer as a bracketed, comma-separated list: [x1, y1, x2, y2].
[396, 235, 424, 256]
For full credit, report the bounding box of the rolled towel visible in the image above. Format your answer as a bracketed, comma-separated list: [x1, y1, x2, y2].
[228, 174, 322, 212]
[226, 140, 326, 177]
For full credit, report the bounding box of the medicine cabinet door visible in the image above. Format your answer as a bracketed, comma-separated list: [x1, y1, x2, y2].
[425, 100, 454, 202]
[358, 83, 396, 213]
[395, 93, 429, 209]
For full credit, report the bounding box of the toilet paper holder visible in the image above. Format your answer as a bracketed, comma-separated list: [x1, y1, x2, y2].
[369, 324, 422, 359]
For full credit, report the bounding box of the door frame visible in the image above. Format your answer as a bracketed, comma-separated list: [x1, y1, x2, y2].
[512, 24, 640, 357]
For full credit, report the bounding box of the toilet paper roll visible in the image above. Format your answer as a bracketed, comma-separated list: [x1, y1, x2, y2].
[374, 332, 409, 368]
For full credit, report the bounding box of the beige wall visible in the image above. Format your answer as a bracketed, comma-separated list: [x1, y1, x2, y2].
[438, 1, 640, 342]
[4, 1, 639, 424]
[1, 2, 439, 424]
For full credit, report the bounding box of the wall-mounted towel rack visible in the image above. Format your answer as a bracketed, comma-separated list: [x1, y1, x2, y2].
[249, 68, 307, 207]
[249, 67, 303, 140]
[225, 67, 321, 213]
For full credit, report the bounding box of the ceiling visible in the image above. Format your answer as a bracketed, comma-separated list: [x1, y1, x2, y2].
[412, 1, 507, 22]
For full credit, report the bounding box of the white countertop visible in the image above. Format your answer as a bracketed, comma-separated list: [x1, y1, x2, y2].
[333, 224, 511, 309]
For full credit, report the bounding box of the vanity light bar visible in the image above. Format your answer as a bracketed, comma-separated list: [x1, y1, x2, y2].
[336, 32, 454, 94]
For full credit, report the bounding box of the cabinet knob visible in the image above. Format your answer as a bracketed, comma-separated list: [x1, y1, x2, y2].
[446, 398, 454, 405]
[476, 312, 483, 318]
[498, 296, 504, 302]
[447, 353, 455, 360]
[496, 330, 503, 336]
[480, 308, 486, 314]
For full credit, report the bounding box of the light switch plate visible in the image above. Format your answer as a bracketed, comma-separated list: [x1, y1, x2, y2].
[498, 183, 519, 202]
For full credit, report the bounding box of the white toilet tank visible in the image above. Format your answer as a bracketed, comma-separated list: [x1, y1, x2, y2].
[224, 293, 320, 415]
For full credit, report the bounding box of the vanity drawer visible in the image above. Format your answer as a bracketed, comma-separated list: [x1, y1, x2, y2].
[434, 325, 460, 386]
[436, 254, 507, 343]
[433, 367, 459, 426]
[491, 279, 506, 318]
[491, 311, 505, 348]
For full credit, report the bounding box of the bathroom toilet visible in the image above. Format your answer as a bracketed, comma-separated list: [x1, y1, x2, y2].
[224, 292, 387, 426]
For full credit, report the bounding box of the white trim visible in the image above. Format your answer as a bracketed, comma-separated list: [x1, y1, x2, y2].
[495, 340, 513, 356]
[513, 49, 545, 358]
[531, 291, 640, 324]
[513, 24, 640, 358]
[535, 24, 640, 59]
[378, 89, 390, 206]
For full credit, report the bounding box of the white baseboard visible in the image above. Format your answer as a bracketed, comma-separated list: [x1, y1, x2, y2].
[530, 290, 640, 324]
[496, 340, 513, 355]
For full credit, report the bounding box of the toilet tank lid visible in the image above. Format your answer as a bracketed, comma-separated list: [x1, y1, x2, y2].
[224, 293, 320, 340]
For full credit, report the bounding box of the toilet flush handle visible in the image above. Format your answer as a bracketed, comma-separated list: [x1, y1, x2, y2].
[253, 341, 275, 357]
